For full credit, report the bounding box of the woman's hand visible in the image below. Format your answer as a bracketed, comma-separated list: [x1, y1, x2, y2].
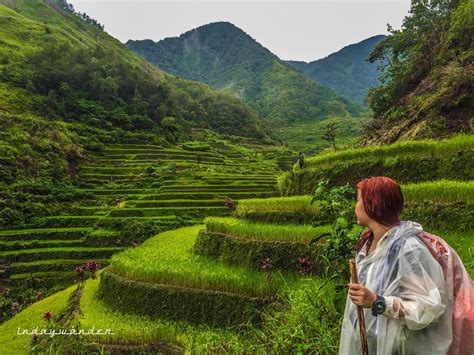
[348, 283, 377, 308]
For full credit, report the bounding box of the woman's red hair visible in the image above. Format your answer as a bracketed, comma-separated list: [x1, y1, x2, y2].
[356, 176, 404, 227]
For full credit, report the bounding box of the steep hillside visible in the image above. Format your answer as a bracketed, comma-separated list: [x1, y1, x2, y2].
[286, 35, 386, 105]
[127, 21, 363, 125]
[0, 0, 279, 235]
[363, 0, 473, 144]
[0, 0, 269, 141]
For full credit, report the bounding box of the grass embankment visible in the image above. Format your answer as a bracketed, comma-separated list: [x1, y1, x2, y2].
[108, 225, 299, 297]
[302, 134, 473, 170]
[235, 192, 474, 277]
[278, 134, 474, 195]
[0, 286, 76, 355]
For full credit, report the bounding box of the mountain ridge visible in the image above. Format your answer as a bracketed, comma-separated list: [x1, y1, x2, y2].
[127, 21, 364, 125]
[285, 35, 386, 105]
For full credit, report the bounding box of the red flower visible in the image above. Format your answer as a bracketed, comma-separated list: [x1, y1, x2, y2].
[43, 311, 53, 322]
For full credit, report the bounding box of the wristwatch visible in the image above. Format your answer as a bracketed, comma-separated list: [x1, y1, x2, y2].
[371, 294, 386, 316]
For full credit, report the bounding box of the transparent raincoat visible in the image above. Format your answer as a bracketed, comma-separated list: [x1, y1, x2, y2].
[338, 220, 461, 355]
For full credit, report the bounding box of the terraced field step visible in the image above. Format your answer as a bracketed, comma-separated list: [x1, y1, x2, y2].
[127, 199, 227, 208]
[108, 206, 229, 218]
[197, 217, 340, 272]
[161, 179, 276, 185]
[0, 239, 86, 251]
[192, 173, 277, 178]
[94, 154, 225, 163]
[0, 247, 124, 263]
[0, 228, 92, 241]
[103, 144, 164, 150]
[10, 270, 76, 281]
[79, 173, 147, 180]
[80, 185, 275, 195]
[39, 215, 180, 228]
[102, 225, 301, 327]
[88, 160, 277, 170]
[102, 148, 223, 156]
[91, 192, 277, 201]
[8, 258, 110, 274]
[79, 174, 276, 185]
[161, 185, 276, 192]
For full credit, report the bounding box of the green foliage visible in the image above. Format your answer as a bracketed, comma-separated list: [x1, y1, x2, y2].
[280, 135, 473, 196]
[127, 22, 364, 126]
[194, 229, 326, 272]
[310, 180, 362, 277]
[402, 180, 474, 203]
[181, 141, 211, 152]
[237, 195, 316, 213]
[99, 268, 269, 327]
[401, 201, 473, 232]
[0, 284, 76, 353]
[77, 275, 344, 353]
[0, 247, 122, 263]
[366, 0, 473, 141]
[108, 225, 299, 298]
[275, 115, 372, 155]
[286, 35, 386, 106]
[0, 1, 271, 147]
[204, 217, 331, 243]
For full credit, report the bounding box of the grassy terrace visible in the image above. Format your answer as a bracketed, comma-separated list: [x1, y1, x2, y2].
[300, 134, 473, 170]
[0, 247, 123, 263]
[0, 285, 76, 354]
[204, 217, 331, 243]
[238, 180, 474, 212]
[108, 225, 299, 298]
[278, 134, 474, 196]
[0, 228, 92, 240]
[3, 140, 286, 294]
[8, 258, 110, 274]
[232, 188, 473, 276]
[0, 239, 86, 251]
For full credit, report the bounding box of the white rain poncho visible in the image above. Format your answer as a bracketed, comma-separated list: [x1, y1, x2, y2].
[339, 221, 453, 355]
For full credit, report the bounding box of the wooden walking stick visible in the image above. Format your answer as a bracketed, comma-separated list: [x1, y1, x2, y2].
[350, 258, 369, 355]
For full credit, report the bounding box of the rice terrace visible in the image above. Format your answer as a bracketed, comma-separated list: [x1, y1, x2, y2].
[0, 0, 472, 353]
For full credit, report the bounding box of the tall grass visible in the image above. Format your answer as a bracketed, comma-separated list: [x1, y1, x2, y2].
[236, 195, 316, 213]
[109, 225, 301, 297]
[79, 274, 343, 354]
[300, 134, 474, 170]
[0, 285, 76, 354]
[204, 217, 331, 243]
[402, 180, 474, 203]
[238, 180, 473, 214]
[79, 276, 249, 351]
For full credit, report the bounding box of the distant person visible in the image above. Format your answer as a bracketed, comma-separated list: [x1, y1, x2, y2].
[339, 176, 473, 355]
[297, 152, 305, 169]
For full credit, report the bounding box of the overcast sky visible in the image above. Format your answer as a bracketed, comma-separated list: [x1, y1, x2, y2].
[70, 0, 412, 62]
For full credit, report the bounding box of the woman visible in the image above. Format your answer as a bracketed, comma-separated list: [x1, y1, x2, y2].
[339, 176, 453, 354]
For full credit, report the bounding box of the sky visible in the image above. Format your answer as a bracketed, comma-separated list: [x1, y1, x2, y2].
[70, 0, 412, 62]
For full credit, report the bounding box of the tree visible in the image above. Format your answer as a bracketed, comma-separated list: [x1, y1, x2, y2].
[322, 122, 339, 150]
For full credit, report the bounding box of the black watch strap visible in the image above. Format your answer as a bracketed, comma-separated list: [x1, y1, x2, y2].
[371, 294, 386, 316]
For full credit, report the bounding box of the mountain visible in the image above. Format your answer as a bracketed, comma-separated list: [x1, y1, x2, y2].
[0, 0, 279, 228]
[0, 0, 269, 143]
[285, 35, 386, 106]
[127, 22, 363, 126]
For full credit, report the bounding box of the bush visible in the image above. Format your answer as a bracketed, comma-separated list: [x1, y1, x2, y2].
[0, 208, 24, 227]
[181, 141, 211, 152]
